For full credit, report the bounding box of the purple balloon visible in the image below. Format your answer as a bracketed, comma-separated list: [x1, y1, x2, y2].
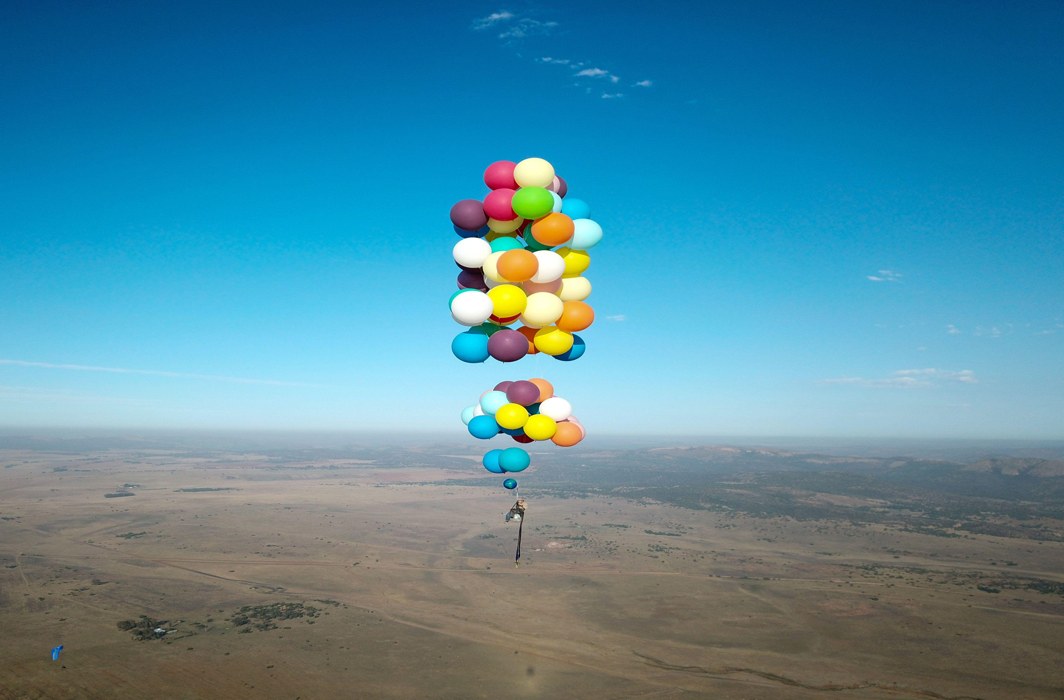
[487, 329, 529, 363]
[450, 199, 488, 231]
[506, 380, 540, 406]
[457, 269, 487, 291]
[554, 176, 568, 198]
[494, 380, 514, 392]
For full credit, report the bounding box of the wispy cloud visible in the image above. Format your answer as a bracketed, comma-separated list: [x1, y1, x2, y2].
[539, 56, 570, 65]
[0, 359, 320, 387]
[867, 269, 902, 283]
[633, 79, 653, 87]
[600, 92, 624, 99]
[605, 314, 627, 321]
[973, 324, 1010, 338]
[471, 10, 514, 30]
[471, 9, 556, 39]
[946, 324, 962, 335]
[823, 368, 977, 389]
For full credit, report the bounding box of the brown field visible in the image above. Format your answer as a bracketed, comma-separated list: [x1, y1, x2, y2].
[1, 445, 1063, 699]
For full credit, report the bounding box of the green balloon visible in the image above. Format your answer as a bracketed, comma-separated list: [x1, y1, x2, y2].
[511, 186, 554, 220]
[524, 236, 552, 252]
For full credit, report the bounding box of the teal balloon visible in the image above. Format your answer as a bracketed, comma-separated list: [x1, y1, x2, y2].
[490, 236, 523, 253]
[468, 415, 500, 439]
[499, 447, 530, 472]
[479, 322, 506, 336]
[562, 198, 590, 220]
[479, 390, 509, 414]
[511, 187, 554, 220]
[483, 449, 505, 473]
[503, 478, 518, 490]
[524, 236, 553, 252]
[452, 329, 489, 363]
[570, 219, 602, 249]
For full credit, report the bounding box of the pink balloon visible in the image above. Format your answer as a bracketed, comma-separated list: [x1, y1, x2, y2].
[522, 279, 563, 295]
[484, 161, 518, 190]
[483, 188, 517, 221]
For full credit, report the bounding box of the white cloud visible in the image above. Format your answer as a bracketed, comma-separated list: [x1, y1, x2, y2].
[472, 11, 556, 39]
[867, 269, 902, 283]
[539, 56, 570, 65]
[601, 92, 624, 99]
[633, 79, 653, 87]
[946, 324, 962, 335]
[973, 324, 1009, 338]
[823, 368, 977, 388]
[576, 67, 609, 78]
[0, 358, 320, 387]
[605, 314, 627, 321]
[472, 11, 514, 30]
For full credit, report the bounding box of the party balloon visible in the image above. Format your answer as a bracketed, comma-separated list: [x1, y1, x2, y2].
[481, 251, 506, 283]
[528, 377, 554, 402]
[552, 175, 568, 198]
[479, 390, 509, 414]
[513, 157, 555, 188]
[558, 247, 591, 276]
[461, 405, 477, 424]
[524, 414, 558, 441]
[484, 160, 518, 190]
[490, 236, 523, 254]
[503, 478, 518, 490]
[522, 279, 562, 295]
[488, 312, 520, 325]
[555, 334, 586, 361]
[453, 237, 492, 269]
[450, 290, 493, 326]
[487, 284, 527, 318]
[511, 187, 555, 220]
[468, 414, 500, 439]
[549, 191, 563, 213]
[530, 250, 565, 282]
[457, 269, 487, 291]
[497, 249, 538, 282]
[533, 326, 574, 355]
[570, 218, 603, 249]
[556, 300, 594, 332]
[539, 396, 572, 421]
[505, 380, 541, 406]
[454, 223, 489, 238]
[557, 276, 592, 301]
[517, 325, 539, 353]
[523, 236, 553, 252]
[561, 198, 590, 220]
[483, 188, 517, 221]
[520, 292, 564, 328]
[488, 216, 524, 234]
[452, 329, 490, 363]
[530, 212, 575, 247]
[499, 447, 531, 472]
[551, 421, 584, 447]
[494, 380, 513, 392]
[450, 199, 487, 231]
[483, 449, 505, 473]
[487, 328, 529, 362]
[495, 403, 530, 430]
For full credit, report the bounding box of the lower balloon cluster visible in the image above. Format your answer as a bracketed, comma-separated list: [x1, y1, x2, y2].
[462, 377, 585, 492]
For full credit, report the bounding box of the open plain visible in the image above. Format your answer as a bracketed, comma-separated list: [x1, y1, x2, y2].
[2, 434, 1063, 699]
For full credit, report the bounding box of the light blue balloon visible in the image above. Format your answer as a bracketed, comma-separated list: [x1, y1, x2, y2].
[490, 236, 523, 253]
[549, 191, 563, 213]
[561, 198, 590, 220]
[479, 390, 509, 415]
[468, 415, 500, 439]
[452, 329, 489, 363]
[460, 405, 477, 425]
[570, 219, 602, 249]
[483, 449, 505, 473]
[499, 447, 530, 472]
[503, 478, 518, 490]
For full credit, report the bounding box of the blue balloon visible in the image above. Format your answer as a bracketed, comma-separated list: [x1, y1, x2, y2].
[452, 329, 489, 363]
[554, 334, 586, 361]
[468, 415, 500, 439]
[51, 645, 63, 661]
[499, 447, 530, 472]
[561, 198, 590, 220]
[483, 449, 505, 473]
[455, 223, 489, 238]
[570, 218, 602, 249]
[503, 478, 518, 490]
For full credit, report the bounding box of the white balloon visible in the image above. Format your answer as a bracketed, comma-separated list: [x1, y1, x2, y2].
[539, 396, 572, 421]
[531, 250, 565, 283]
[558, 277, 592, 301]
[453, 237, 491, 268]
[520, 292, 564, 329]
[482, 251, 506, 283]
[450, 290, 493, 326]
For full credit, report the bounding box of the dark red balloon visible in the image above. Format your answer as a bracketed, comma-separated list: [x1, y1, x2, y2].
[506, 380, 540, 406]
[487, 329, 529, 362]
[484, 160, 518, 190]
[450, 199, 488, 230]
[494, 380, 514, 392]
[512, 434, 533, 444]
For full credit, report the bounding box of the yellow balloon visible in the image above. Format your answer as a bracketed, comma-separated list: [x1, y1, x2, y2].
[513, 157, 555, 188]
[519, 292, 564, 328]
[558, 276, 592, 301]
[482, 251, 506, 283]
[495, 403, 529, 430]
[533, 325, 574, 355]
[488, 216, 524, 234]
[488, 284, 528, 318]
[524, 413, 558, 441]
[558, 247, 591, 277]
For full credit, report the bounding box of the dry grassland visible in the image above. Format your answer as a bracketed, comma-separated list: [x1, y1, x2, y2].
[1, 448, 1062, 699]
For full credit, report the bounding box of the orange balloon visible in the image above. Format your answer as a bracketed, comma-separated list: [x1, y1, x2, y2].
[497, 249, 539, 282]
[517, 325, 539, 354]
[528, 377, 554, 403]
[556, 300, 595, 332]
[551, 421, 583, 447]
[530, 212, 574, 247]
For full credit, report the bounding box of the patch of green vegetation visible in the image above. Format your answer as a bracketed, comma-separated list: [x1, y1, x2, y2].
[175, 487, 236, 493]
[116, 531, 147, 539]
[228, 602, 321, 632]
[644, 529, 682, 537]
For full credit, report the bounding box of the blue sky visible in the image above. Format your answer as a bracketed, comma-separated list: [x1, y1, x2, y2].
[2, 1, 1062, 439]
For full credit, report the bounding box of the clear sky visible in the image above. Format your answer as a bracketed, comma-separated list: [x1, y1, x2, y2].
[2, 1, 1062, 439]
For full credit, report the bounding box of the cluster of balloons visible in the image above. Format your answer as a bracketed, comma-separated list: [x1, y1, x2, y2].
[461, 378, 586, 489]
[449, 157, 603, 363]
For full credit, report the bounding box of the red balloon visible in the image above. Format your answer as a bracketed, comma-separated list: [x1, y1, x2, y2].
[484, 161, 518, 190]
[483, 188, 517, 221]
[512, 434, 533, 444]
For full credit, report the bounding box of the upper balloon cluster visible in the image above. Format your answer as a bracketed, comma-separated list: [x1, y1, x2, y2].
[449, 158, 603, 363]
